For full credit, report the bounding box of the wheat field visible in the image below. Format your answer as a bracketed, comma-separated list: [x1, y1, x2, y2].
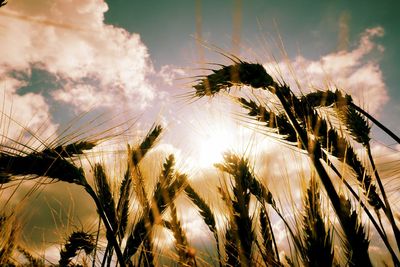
[1, 57, 400, 266]
[1, 1, 400, 266]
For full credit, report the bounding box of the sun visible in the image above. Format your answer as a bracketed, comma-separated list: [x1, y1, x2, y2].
[187, 112, 240, 168]
[197, 130, 235, 167]
[180, 101, 249, 170]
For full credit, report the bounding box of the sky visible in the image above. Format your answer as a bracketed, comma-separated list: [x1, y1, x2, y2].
[1, 0, 399, 138]
[104, 0, 400, 133]
[1, 0, 400, 264]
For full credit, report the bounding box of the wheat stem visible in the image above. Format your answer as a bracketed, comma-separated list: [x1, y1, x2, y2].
[273, 85, 372, 266]
[351, 103, 400, 145]
[366, 144, 400, 251]
[84, 183, 125, 267]
[326, 158, 400, 265]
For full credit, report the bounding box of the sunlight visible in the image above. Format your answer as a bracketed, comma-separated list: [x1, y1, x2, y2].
[193, 113, 238, 168]
[181, 102, 250, 170]
[197, 131, 234, 167]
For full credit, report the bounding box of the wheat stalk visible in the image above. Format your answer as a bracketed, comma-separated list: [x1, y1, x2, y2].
[302, 90, 400, 144]
[169, 201, 195, 266]
[122, 125, 163, 265]
[180, 178, 222, 267]
[59, 231, 95, 267]
[17, 246, 44, 267]
[130, 125, 162, 166]
[117, 167, 132, 239]
[193, 61, 274, 98]
[236, 94, 400, 264]
[94, 164, 117, 231]
[0, 141, 127, 266]
[300, 176, 335, 267]
[49, 141, 97, 158]
[0, 149, 85, 185]
[123, 218, 147, 264]
[225, 224, 241, 267]
[93, 164, 119, 267]
[0, 213, 18, 266]
[302, 89, 400, 251]
[337, 196, 372, 267]
[259, 208, 282, 266]
[192, 61, 377, 266]
[123, 155, 187, 265]
[215, 153, 256, 266]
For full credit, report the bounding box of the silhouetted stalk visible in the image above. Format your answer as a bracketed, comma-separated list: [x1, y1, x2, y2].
[93, 215, 101, 267]
[351, 103, 400, 145]
[273, 86, 373, 266]
[264, 207, 280, 263]
[334, 96, 400, 251]
[219, 153, 298, 265]
[93, 164, 118, 267]
[59, 231, 95, 267]
[123, 218, 147, 264]
[366, 143, 400, 250]
[326, 159, 400, 266]
[0, 148, 125, 266]
[216, 155, 254, 266]
[300, 177, 334, 267]
[142, 236, 155, 267]
[17, 246, 43, 266]
[270, 202, 304, 260]
[238, 94, 399, 263]
[122, 125, 163, 266]
[329, 94, 400, 254]
[225, 225, 241, 267]
[183, 184, 222, 267]
[258, 208, 281, 266]
[298, 89, 400, 262]
[194, 60, 379, 264]
[132, 167, 154, 267]
[124, 155, 186, 265]
[249, 180, 281, 263]
[84, 182, 125, 267]
[99, 169, 132, 267]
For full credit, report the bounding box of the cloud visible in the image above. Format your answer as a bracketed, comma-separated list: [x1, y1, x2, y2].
[0, 1, 160, 253]
[0, 0, 155, 112]
[264, 26, 388, 115]
[158, 65, 186, 86]
[0, 78, 57, 150]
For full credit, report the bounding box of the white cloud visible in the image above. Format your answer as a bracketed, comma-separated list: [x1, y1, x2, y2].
[264, 26, 388, 115]
[159, 65, 186, 86]
[0, 78, 57, 151]
[0, 0, 155, 112]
